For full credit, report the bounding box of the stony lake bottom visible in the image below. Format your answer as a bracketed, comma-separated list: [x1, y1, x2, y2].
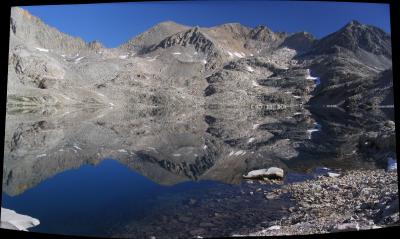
[1, 104, 396, 238]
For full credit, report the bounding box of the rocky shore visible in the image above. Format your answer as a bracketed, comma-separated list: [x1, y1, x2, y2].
[242, 169, 399, 236]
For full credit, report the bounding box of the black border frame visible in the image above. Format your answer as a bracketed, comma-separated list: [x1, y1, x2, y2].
[0, 0, 398, 238]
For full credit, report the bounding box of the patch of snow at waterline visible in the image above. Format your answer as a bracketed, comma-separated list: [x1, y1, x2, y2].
[202, 59, 207, 64]
[293, 95, 302, 99]
[252, 123, 260, 129]
[250, 53, 254, 57]
[172, 52, 181, 55]
[248, 138, 255, 143]
[95, 92, 105, 97]
[284, 91, 292, 94]
[194, 52, 198, 55]
[109, 103, 115, 106]
[293, 112, 302, 116]
[203, 145, 208, 150]
[36, 154, 46, 158]
[227, 51, 234, 57]
[305, 69, 321, 86]
[61, 54, 66, 57]
[1, 208, 40, 231]
[119, 55, 128, 59]
[118, 149, 128, 153]
[73, 144, 82, 150]
[246, 66, 254, 72]
[35, 47, 49, 52]
[173, 154, 181, 157]
[307, 123, 321, 139]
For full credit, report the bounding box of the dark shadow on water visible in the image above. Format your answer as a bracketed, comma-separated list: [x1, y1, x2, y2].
[2, 159, 224, 237]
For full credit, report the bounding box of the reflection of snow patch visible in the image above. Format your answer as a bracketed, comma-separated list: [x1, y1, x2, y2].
[73, 144, 82, 150]
[109, 103, 115, 106]
[173, 154, 181, 157]
[118, 149, 128, 153]
[248, 138, 255, 143]
[35, 47, 49, 52]
[227, 51, 234, 57]
[36, 154, 46, 158]
[172, 52, 181, 55]
[293, 95, 302, 99]
[293, 112, 302, 115]
[1, 208, 40, 231]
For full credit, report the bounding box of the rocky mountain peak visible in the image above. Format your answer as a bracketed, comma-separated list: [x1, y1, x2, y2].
[118, 20, 189, 52]
[310, 20, 391, 57]
[87, 40, 103, 51]
[281, 31, 315, 52]
[10, 7, 87, 53]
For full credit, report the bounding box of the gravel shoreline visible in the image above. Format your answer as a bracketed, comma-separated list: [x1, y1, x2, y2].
[240, 169, 399, 236]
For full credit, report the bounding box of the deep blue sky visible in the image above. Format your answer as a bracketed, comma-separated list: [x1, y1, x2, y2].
[21, 0, 391, 48]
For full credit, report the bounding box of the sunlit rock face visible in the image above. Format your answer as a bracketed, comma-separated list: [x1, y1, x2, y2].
[3, 7, 394, 196]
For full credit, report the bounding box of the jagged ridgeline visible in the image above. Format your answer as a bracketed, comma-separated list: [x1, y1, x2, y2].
[4, 7, 393, 196]
[7, 7, 392, 110]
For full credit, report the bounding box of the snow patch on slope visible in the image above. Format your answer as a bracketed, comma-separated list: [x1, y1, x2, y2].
[35, 47, 49, 52]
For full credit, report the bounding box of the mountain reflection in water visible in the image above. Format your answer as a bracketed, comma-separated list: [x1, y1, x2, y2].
[1, 105, 394, 237]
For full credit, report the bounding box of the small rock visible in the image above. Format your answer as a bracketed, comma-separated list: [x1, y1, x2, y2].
[266, 225, 281, 230]
[385, 120, 395, 128]
[326, 172, 340, 178]
[199, 222, 214, 227]
[189, 198, 197, 205]
[178, 216, 191, 223]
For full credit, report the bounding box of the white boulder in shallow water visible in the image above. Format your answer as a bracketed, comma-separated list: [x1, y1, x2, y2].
[0, 208, 40, 231]
[243, 167, 284, 180]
